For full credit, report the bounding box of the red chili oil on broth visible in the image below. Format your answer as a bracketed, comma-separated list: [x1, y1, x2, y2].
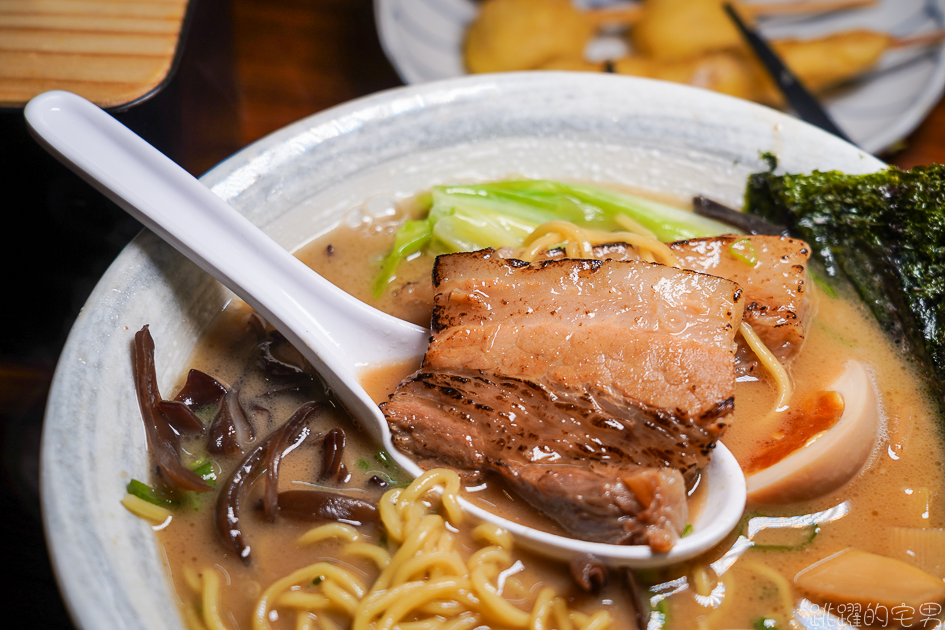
[153, 190, 945, 630]
[741, 390, 845, 475]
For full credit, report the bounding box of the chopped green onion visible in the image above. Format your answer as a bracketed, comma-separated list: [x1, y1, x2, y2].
[740, 511, 821, 551]
[752, 524, 819, 551]
[650, 598, 670, 630]
[355, 459, 408, 488]
[753, 617, 778, 630]
[313, 576, 324, 585]
[190, 460, 218, 487]
[729, 238, 758, 266]
[681, 523, 693, 538]
[126, 479, 177, 508]
[815, 320, 855, 348]
[809, 268, 838, 299]
[372, 218, 433, 298]
[375, 450, 394, 469]
[195, 405, 218, 424]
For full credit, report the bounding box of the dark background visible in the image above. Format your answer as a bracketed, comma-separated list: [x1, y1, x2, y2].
[1, 0, 944, 626]
[0, 1, 399, 627]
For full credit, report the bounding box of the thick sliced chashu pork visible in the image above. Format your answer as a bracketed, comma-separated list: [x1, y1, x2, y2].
[382, 250, 744, 550]
[539, 235, 813, 373]
[670, 235, 812, 373]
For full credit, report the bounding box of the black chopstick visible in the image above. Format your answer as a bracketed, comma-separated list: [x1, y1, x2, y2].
[722, 2, 856, 146]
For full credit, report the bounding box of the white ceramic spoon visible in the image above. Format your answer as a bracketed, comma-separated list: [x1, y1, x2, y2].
[26, 90, 746, 567]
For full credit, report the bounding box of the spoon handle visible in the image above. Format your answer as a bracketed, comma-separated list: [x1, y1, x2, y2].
[25, 91, 428, 442]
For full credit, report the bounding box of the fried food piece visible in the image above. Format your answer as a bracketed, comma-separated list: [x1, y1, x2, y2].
[614, 51, 777, 103]
[631, 0, 754, 62]
[772, 29, 891, 92]
[630, 0, 878, 63]
[616, 29, 891, 105]
[464, 0, 595, 73]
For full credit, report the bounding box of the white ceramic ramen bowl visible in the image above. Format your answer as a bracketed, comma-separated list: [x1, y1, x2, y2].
[28, 90, 745, 569]
[41, 72, 884, 630]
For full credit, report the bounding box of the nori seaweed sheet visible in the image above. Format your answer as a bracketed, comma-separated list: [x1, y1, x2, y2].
[744, 164, 945, 409]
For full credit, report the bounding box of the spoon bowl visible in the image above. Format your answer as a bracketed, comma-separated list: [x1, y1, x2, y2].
[27, 90, 746, 567]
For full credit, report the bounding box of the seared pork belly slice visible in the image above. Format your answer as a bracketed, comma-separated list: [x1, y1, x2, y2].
[386, 368, 733, 477]
[529, 235, 811, 374]
[535, 242, 639, 262]
[427, 251, 743, 425]
[501, 461, 688, 552]
[669, 235, 811, 373]
[384, 369, 693, 548]
[383, 250, 743, 549]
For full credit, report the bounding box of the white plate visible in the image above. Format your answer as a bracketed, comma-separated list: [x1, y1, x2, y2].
[374, 0, 945, 154]
[41, 73, 883, 630]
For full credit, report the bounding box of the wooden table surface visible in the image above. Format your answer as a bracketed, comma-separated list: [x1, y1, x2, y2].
[5, 0, 945, 627]
[0, 0, 190, 108]
[233, 0, 401, 146]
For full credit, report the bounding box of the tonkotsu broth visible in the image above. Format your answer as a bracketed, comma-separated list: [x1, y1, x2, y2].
[155, 189, 944, 630]
[157, 304, 639, 629]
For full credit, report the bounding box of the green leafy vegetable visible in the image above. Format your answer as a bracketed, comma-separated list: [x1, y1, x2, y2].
[745, 164, 945, 409]
[375, 180, 737, 295]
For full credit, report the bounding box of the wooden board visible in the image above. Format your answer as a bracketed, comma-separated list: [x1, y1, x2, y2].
[0, 0, 188, 108]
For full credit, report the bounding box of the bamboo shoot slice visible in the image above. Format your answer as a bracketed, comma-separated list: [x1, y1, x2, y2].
[886, 528, 945, 579]
[795, 548, 945, 609]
